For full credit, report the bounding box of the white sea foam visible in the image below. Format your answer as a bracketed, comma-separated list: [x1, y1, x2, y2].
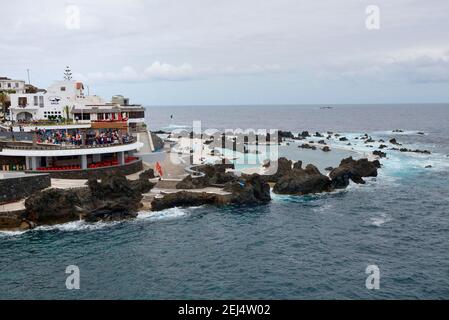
[35, 220, 120, 232]
[373, 130, 426, 136]
[368, 213, 392, 227]
[0, 220, 120, 237]
[312, 203, 335, 213]
[162, 124, 191, 130]
[270, 187, 347, 203]
[137, 206, 194, 222]
[329, 131, 449, 174]
[0, 230, 28, 237]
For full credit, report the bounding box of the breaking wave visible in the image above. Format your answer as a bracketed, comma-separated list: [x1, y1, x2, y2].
[137, 207, 193, 222]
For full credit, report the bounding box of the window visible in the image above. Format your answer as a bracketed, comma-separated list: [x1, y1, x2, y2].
[7, 83, 11, 88]
[18, 97, 27, 107]
[75, 113, 91, 120]
[97, 113, 104, 120]
[15, 83, 19, 88]
[39, 96, 44, 107]
[61, 87, 66, 92]
[129, 111, 145, 119]
[34, 96, 38, 106]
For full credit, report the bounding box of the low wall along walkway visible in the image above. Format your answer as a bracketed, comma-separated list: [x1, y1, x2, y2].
[26, 160, 143, 179]
[0, 173, 51, 204]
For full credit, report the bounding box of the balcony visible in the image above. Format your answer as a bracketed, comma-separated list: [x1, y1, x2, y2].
[2, 136, 136, 151]
[10, 104, 40, 110]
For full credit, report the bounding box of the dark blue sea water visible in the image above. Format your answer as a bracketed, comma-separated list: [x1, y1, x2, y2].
[1, 104, 449, 299]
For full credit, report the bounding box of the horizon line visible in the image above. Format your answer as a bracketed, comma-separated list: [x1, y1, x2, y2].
[143, 102, 449, 107]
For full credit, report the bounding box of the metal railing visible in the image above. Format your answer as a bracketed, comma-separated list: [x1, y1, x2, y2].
[185, 165, 206, 177]
[3, 137, 136, 151]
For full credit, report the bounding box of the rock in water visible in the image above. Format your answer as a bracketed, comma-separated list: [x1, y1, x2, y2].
[261, 157, 294, 183]
[151, 192, 220, 211]
[278, 130, 295, 139]
[25, 174, 152, 225]
[0, 212, 32, 231]
[85, 175, 148, 219]
[270, 156, 382, 195]
[176, 164, 237, 189]
[293, 160, 303, 170]
[299, 143, 317, 150]
[273, 164, 332, 195]
[329, 157, 380, 186]
[25, 188, 86, 224]
[228, 174, 271, 204]
[373, 150, 387, 158]
[389, 138, 401, 145]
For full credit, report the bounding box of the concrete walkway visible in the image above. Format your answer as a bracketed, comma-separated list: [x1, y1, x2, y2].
[0, 199, 25, 213]
[51, 178, 88, 189]
[148, 187, 231, 197]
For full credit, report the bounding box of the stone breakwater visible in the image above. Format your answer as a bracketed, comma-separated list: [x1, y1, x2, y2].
[0, 156, 381, 231]
[150, 156, 380, 209]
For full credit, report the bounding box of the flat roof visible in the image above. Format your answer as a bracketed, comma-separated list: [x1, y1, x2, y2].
[72, 107, 144, 113]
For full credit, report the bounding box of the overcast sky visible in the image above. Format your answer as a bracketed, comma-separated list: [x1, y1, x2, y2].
[1, 0, 449, 105]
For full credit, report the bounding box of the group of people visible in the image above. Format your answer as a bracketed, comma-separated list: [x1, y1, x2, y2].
[36, 129, 83, 145]
[91, 130, 133, 145]
[35, 129, 133, 146]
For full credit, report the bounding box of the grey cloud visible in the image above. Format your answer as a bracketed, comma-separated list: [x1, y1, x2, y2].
[1, 0, 449, 103]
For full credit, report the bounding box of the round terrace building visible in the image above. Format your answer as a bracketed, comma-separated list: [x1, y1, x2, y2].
[0, 138, 144, 179]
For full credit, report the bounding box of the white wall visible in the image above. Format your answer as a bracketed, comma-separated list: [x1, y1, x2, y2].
[0, 79, 25, 94]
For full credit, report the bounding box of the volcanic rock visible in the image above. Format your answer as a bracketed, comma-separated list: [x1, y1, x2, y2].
[389, 138, 401, 145]
[373, 150, 387, 158]
[329, 157, 380, 186]
[273, 164, 332, 195]
[24, 174, 150, 225]
[139, 169, 155, 180]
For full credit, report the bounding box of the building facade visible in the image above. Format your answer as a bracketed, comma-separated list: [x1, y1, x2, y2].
[8, 80, 146, 126]
[0, 77, 26, 94]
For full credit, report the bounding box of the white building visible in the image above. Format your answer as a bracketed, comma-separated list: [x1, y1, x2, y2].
[8, 80, 146, 128]
[0, 77, 26, 94]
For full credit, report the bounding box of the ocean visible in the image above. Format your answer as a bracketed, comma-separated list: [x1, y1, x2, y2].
[1, 104, 449, 299]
